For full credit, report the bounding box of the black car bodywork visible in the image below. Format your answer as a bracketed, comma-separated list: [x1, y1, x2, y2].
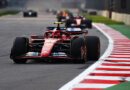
[23, 10, 37, 17]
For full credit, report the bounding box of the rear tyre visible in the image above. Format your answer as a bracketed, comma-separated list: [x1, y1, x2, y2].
[10, 37, 29, 64]
[65, 19, 72, 27]
[85, 36, 100, 60]
[32, 12, 37, 17]
[23, 12, 28, 17]
[85, 20, 92, 29]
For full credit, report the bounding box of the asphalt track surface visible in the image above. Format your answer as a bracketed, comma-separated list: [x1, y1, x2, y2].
[0, 14, 108, 90]
[0, 1, 108, 90]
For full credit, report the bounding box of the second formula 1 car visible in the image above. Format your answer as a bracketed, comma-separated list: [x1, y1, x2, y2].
[10, 22, 100, 64]
[65, 15, 92, 29]
[23, 10, 38, 17]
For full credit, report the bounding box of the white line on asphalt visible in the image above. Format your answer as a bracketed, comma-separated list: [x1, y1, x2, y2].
[104, 58, 130, 60]
[103, 61, 130, 64]
[92, 70, 130, 74]
[84, 76, 130, 81]
[98, 65, 130, 69]
[71, 83, 115, 89]
[93, 23, 114, 59]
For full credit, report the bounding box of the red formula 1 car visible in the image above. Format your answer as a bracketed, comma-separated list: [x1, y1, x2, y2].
[65, 15, 92, 29]
[10, 22, 100, 64]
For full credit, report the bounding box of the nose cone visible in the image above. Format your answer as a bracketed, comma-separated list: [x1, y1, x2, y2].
[40, 39, 59, 57]
[41, 51, 50, 57]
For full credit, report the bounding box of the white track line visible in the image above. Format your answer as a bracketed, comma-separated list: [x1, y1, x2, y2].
[72, 83, 115, 88]
[103, 61, 130, 64]
[84, 76, 130, 81]
[98, 65, 130, 69]
[92, 70, 130, 74]
[104, 58, 130, 60]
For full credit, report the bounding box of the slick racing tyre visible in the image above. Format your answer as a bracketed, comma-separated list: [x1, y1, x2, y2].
[85, 36, 100, 60]
[65, 19, 71, 27]
[10, 37, 29, 64]
[85, 20, 92, 29]
[71, 37, 86, 63]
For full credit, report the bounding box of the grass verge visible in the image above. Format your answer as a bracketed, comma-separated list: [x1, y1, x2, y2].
[82, 13, 124, 25]
[0, 10, 19, 17]
[82, 13, 130, 38]
[109, 24, 130, 39]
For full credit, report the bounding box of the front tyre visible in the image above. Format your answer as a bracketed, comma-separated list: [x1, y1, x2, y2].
[13, 59, 27, 64]
[10, 37, 29, 64]
[71, 37, 86, 63]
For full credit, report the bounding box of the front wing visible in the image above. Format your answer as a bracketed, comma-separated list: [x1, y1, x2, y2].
[14, 52, 81, 60]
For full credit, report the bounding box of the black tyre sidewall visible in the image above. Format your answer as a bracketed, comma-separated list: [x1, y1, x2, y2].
[10, 37, 29, 59]
[71, 37, 84, 58]
[85, 20, 92, 28]
[85, 36, 100, 60]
